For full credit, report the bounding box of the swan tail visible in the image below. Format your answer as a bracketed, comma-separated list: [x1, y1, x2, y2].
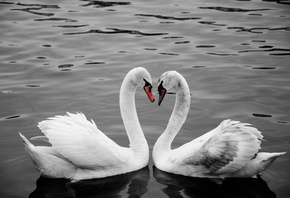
[19, 132, 41, 167]
[19, 132, 35, 150]
[19, 132, 43, 163]
[233, 152, 286, 177]
[19, 133, 77, 178]
[254, 152, 286, 167]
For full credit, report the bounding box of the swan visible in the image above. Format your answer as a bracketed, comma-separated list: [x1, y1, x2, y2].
[19, 67, 155, 181]
[153, 70, 286, 178]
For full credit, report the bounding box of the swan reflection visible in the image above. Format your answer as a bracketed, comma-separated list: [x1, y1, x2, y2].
[29, 166, 149, 198]
[153, 166, 276, 198]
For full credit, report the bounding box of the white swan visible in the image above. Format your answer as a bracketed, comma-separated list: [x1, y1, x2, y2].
[19, 67, 155, 181]
[153, 71, 286, 178]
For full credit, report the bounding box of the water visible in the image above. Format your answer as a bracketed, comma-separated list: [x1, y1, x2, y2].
[0, 0, 289, 197]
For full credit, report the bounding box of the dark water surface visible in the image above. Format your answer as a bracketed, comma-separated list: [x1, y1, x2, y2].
[1, 0, 290, 197]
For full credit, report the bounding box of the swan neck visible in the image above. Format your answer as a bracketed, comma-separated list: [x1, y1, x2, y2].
[119, 74, 148, 157]
[156, 76, 191, 151]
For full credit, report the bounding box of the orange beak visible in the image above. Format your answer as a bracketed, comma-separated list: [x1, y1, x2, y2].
[144, 85, 155, 103]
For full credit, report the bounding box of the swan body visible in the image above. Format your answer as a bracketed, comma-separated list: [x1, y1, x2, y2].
[153, 71, 286, 178]
[20, 67, 155, 181]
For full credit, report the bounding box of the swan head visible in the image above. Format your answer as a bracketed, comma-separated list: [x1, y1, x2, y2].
[157, 71, 183, 106]
[130, 67, 155, 103]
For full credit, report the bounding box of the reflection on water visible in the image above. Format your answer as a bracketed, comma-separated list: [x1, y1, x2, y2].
[30, 166, 149, 198]
[28, 166, 278, 198]
[153, 167, 275, 198]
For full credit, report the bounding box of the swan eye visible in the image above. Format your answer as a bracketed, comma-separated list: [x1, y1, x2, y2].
[143, 79, 151, 89]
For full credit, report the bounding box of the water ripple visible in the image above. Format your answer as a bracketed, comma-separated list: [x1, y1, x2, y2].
[239, 48, 290, 56]
[80, 0, 131, 8]
[85, 61, 106, 65]
[228, 26, 290, 33]
[0, 2, 14, 5]
[253, 113, 272, 118]
[199, 6, 272, 12]
[207, 52, 238, 56]
[34, 17, 78, 22]
[54, 24, 89, 28]
[277, 1, 290, 5]
[198, 21, 227, 27]
[159, 52, 179, 56]
[58, 64, 74, 70]
[10, 2, 60, 17]
[163, 36, 184, 39]
[196, 45, 215, 48]
[174, 41, 190, 45]
[63, 28, 168, 36]
[135, 14, 201, 21]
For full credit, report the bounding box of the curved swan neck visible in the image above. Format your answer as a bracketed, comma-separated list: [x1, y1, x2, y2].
[156, 74, 191, 151]
[119, 72, 148, 156]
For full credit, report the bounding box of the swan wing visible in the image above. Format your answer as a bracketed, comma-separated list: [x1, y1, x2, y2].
[175, 120, 263, 174]
[38, 112, 129, 169]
